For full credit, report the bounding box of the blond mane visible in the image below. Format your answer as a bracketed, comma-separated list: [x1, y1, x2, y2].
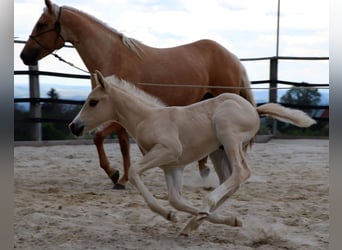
[105, 75, 165, 107]
[46, 4, 143, 56]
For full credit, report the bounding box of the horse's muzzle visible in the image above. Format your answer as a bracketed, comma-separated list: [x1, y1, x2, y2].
[20, 51, 38, 66]
[69, 122, 85, 136]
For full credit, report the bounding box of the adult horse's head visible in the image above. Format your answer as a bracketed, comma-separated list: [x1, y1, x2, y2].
[69, 71, 113, 137]
[20, 0, 65, 65]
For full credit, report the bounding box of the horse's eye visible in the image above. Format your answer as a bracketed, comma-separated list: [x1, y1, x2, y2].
[89, 100, 98, 107]
[36, 22, 47, 30]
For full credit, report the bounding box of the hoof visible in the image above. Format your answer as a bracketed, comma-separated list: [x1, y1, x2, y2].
[166, 211, 177, 223]
[197, 212, 209, 222]
[179, 233, 189, 237]
[113, 183, 126, 190]
[235, 217, 242, 227]
[200, 166, 210, 178]
[110, 171, 120, 184]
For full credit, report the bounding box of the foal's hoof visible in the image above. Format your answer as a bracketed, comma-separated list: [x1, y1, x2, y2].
[167, 211, 178, 223]
[234, 217, 242, 227]
[179, 232, 189, 238]
[200, 166, 210, 178]
[197, 212, 209, 222]
[110, 171, 120, 184]
[113, 183, 126, 190]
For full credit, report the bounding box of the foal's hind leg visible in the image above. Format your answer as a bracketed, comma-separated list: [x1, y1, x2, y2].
[209, 148, 231, 184]
[180, 140, 250, 236]
[93, 121, 130, 189]
[164, 166, 238, 232]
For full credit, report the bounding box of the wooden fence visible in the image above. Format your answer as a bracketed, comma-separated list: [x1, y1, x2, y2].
[14, 40, 329, 141]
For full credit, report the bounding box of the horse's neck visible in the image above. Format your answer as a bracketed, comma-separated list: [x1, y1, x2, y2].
[108, 85, 153, 136]
[62, 7, 130, 75]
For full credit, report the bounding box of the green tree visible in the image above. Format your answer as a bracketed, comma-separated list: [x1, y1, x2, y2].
[42, 88, 61, 114]
[41, 88, 78, 140]
[277, 87, 327, 136]
[14, 89, 85, 141]
[14, 104, 31, 140]
[280, 87, 321, 107]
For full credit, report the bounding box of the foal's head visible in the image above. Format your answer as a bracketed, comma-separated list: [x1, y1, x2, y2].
[20, 0, 65, 65]
[69, 71, 113, 136]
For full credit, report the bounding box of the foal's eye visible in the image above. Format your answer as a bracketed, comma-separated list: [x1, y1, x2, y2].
[89, 100, 99, 107]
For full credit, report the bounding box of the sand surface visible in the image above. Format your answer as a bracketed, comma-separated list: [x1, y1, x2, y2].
[14, 139, 329, 249]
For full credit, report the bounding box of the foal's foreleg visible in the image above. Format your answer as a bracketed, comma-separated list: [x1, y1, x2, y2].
[164, 167, 201, 215]
[128, 144, 181, 222]
[93, 121, 130, 189]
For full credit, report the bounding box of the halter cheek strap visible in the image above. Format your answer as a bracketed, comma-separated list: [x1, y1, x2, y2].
[29, 7, 65, 52]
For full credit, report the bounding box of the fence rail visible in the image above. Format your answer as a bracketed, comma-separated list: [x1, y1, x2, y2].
[14, 40, 329, 140]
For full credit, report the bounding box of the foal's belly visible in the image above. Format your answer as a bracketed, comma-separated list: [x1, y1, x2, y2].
[177, 136, 220, 165]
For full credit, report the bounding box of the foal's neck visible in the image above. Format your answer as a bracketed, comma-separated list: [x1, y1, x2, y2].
[108, 84, 155, 137]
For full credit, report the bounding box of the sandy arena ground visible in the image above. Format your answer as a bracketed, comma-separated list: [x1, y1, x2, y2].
[14, 139, 328, 250]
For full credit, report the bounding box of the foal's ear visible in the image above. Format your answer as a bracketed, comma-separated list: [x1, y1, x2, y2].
[90, 72, 98, 89]
[94, 70, 107, 89]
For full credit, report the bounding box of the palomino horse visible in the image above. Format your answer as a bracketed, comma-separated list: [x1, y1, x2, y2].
[69, 71, 316, 235]
[20, 0, 255, 189]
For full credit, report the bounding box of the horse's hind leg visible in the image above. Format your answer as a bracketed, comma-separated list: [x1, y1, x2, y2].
[198, 156, 210, 178]
[93, 121, 130, 189]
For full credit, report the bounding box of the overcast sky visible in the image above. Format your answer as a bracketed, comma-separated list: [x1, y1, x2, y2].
[14, 0, 329, 98]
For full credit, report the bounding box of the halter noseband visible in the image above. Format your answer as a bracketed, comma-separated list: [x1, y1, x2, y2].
[29, 7, 65, 52]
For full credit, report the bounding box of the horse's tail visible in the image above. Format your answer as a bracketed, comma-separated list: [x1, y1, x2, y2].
[239, 63, 256, 107]
[256, 103, 316, 127]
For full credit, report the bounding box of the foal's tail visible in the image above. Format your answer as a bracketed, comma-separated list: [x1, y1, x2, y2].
[256, 103, 316, 127]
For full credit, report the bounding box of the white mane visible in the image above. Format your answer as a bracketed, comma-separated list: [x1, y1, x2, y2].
[46, 4, 143, 56]
[104, 75, 166, 107]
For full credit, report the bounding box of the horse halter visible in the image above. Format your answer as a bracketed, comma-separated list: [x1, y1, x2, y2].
[29, 6, 65, 53]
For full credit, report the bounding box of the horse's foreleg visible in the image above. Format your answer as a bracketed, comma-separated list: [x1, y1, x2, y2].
[115, 126, 131, 189]
[198, 156, 210, 178]
[93, 122, 131, 189]
[93, 122, 120, 186]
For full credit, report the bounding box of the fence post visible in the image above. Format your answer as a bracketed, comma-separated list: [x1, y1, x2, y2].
[29, 63, 42, 141]
[269, 57, 278, 135]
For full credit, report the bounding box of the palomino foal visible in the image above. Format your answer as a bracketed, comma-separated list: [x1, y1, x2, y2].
[69, 71, 316, 236]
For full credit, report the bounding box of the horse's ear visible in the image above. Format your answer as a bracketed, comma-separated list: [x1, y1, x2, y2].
[95, 70, 107, 89]
[45, 0, 53, 12]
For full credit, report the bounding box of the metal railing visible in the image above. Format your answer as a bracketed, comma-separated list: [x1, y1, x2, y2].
[14, 40, 329, 140]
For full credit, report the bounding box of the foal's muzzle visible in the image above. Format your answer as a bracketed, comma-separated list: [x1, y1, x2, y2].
[69, 122, 85, 136]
